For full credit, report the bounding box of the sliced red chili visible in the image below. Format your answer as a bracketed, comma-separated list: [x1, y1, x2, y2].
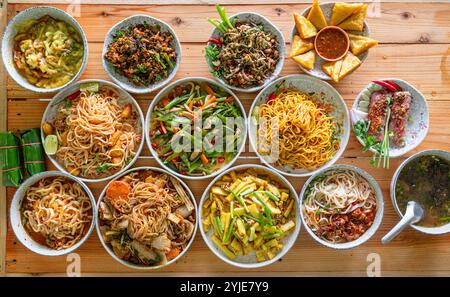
[217, 156, 225, 163]
[208, 37, 222, 46]
[151, 142, 158, 150]
[267, 93, 277, 105]
[180, 170, 187, 175]
[66, 90, 81, 101]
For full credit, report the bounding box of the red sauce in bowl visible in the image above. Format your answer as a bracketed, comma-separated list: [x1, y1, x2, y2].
[315, 26, 349, 61]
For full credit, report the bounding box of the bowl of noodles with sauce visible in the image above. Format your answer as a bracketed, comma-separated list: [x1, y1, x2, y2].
[96, 167, 198, 269]
[2, 6, 88, 93]
[10, 170, 96, 256]
[248, 74, 350, 177]
[41, 79, 145, 183]
[299, 164, 384, 249]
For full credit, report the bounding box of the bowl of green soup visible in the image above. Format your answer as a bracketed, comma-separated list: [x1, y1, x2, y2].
[391, 149, 450, 235]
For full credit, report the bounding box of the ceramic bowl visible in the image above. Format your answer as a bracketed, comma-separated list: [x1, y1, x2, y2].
[1, 6, 88, 93]
[102, 14, 181, 94]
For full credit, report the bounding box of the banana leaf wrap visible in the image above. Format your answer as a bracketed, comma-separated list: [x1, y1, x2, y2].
[21, 128, 46, 177]
[0, 131, 23, 187]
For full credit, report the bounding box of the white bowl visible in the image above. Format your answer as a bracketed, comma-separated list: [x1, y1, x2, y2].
[95, 166, 198, 270]
[145, 77, 247, 180]
[351, 78, 429, 158]
[390, 149, 450, 235]
[290, 2, 370, 81]
[199, 164, 301, 268]
[299, 164, 384, 249]
[10, 171, 96, 256]
[102, 14, 181, 94]
[248, 74, 350, 177]
[1, 6, 88, 93]
[205, 12, 285, 93]
[41, 79, 145, 183]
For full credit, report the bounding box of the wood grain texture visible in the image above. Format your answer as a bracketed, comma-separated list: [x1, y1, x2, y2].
[2, 1, 450, 276]
[6, 3, 450, 44]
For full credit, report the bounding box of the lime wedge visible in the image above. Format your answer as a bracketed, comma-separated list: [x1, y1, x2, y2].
[80, 82, 99, 93]
[44, 135, 58, 155]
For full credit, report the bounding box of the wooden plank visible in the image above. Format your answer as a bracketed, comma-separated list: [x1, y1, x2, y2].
[7, 43, 450, 102]
[0, 0, 7, 276]
[7, 3, 450, 44]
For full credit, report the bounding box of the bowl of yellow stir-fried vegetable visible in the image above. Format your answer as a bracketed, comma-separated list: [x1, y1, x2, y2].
[199, 164, 301, 268]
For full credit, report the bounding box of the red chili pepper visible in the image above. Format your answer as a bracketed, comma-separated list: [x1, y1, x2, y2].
[149, 130, 155, 137]
[267, 93, 277, 105]
[171, 156, 180, 163]
[151, 142, 158, 150]
[386, 81, 402, 91]
[372, 80, 397, 92]
[211, 138, 216, 145]
[208, 37, 222, 46]
[66, 90, 81, 101]
[218, 156, 225, 163]
[180, 170, 187, 175]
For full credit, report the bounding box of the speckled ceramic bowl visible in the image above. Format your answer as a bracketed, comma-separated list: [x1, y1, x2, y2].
[41, 79, 145, 183]
[102, 14, 181, 94]
[10, 171, 96, 256]
[199, 164, 301, 268]
[248, 74, 350, 177]
[290, 2, 370, 81]
[299, 164, 384, 249]
[1, 6, 88, 93]
[96, 166, 198, 270]
[206, 12, 285, 93]
[351, 78, 429, 158]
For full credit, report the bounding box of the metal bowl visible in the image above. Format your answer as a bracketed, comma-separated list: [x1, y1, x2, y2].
[41, 79, 145, 183]
[10, 171, 96, 256]
[95, 166, 198, 270]
[145, 77, 247, 180]
[299, 164, 384, 249]
[390, 149, 450, 235]
[1, 6, 88, 93]
[205, 12, 285, 93]
[102, 14, 182, 94]
[198, 164, 301, 268]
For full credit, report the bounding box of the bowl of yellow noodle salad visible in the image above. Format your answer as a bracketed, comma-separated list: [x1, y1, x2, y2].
[2, 6, 88, 93]
[41, 79, 145, 183]
[248, 74, 350, 177]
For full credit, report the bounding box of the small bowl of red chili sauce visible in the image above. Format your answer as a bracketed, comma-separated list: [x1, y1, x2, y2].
[314, 26, 349, 62]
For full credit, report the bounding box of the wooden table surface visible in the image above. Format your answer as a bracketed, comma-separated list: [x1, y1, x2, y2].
[1, 0, 450, 276]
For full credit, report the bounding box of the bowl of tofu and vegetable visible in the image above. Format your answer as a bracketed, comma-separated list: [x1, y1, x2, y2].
[96, 166, 198, 269]
[351, 78, 429, 169]
[199, 164, 301, 268]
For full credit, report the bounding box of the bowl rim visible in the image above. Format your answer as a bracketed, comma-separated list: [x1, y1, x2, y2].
[41, 79, 146, 183]
[290, 1, 370, 81]
[95, 166, 198, 270]
[351, 77, 430, 158]
[205, 11, 285, 93]
[299, 164, 384, 249]
[10, 170, 97, 256]
[198, 163, 301, 268]
[390, 149, 450, 234]
[145, 76, 248, 180]
[1, 6, 89, 93]
[247, 74, 350, 177]
[101, 14, 182, 94]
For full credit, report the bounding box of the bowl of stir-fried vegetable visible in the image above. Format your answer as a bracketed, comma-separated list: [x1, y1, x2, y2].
[199, 164, 301, 268]
[205, 5, 285, 93]
[146, 77, 247, 180]
[102, 14, 181, 94]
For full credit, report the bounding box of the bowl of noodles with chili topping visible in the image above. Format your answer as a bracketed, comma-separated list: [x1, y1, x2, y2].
[10, 170, 96, 256]
[41, 79, 145, 183]
[96, 166, 198, 269]
[248, 74, 350, 177]
[299, 164, 384, 249]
